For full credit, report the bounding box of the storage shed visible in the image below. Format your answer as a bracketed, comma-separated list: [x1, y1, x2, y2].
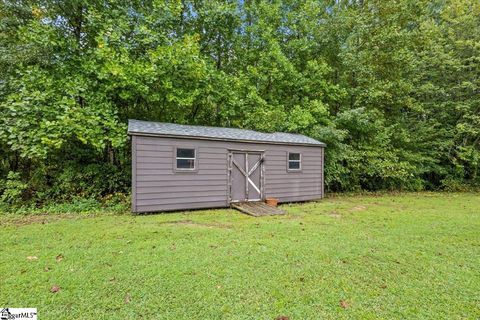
[128, 119, 326, 213]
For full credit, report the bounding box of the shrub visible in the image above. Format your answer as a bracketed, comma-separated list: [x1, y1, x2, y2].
[0, 172, 28, 205]
[0, 194, 130, 215]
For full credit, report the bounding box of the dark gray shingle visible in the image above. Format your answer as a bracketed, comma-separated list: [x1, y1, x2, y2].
[128, 119, 325, 146]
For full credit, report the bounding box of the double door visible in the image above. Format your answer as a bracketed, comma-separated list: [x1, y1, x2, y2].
[228, 151, 264, 202]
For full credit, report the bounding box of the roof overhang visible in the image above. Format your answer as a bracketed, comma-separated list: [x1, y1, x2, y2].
[128, 131, 326, 147]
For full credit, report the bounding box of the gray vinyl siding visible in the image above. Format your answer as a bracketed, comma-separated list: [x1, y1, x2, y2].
[132, 135, 324, 213]
[131, 135, 137, 212]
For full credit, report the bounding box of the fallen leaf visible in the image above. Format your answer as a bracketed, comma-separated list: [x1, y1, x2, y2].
[125, 293, 131, 304]
[339, 300, 350, 309]
[50, 285, 60, 293]
[56, 254, 63, 262]
[27, 256, 38, 261]
[275, 316, 289, 320]
[44, 267, 50, 272]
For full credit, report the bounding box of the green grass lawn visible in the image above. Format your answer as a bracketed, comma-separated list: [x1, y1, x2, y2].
[1, 193, 479, 319]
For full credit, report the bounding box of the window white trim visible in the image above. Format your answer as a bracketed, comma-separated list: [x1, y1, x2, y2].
[174, 147, 197, 172]
[287, 152, 302, 171]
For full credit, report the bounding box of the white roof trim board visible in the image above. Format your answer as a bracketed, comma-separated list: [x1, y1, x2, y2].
[128, 119, 325, 147]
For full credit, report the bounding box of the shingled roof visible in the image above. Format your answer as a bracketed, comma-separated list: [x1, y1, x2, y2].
[128, 119, 325, 146]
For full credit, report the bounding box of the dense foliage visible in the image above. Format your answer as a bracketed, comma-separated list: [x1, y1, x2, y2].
[1, 0, 479, 206]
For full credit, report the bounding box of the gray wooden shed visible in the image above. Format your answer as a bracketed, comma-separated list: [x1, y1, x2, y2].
[128, 119, 326, 213]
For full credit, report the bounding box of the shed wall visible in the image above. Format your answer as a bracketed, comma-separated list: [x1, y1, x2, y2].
[132, 135, 324, 213]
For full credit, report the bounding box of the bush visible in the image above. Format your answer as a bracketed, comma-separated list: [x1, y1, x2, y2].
[0, 172, 28, 205]
[441, 177, 480, 192]
[43, 162, 130, 201]
[101, 193, 131, 212]
[0, 193, 130, 215]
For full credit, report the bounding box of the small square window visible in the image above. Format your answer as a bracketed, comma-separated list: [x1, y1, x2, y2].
[176, 148, 196, 170]
[288, 152, 301, 171]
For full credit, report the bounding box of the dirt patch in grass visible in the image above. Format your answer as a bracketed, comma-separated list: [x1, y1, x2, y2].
[350, 205, 367, 212]
[0, 214, 94, 227]
[328, 211, 342, 218]
[157, 219, 233, 229]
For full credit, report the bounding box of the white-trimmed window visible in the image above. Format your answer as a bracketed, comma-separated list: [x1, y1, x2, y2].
[288, 152, 301, 171]
[176, 148, 196, 170]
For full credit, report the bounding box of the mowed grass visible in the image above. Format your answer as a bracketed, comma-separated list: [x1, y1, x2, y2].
[1, 193, 479, 319]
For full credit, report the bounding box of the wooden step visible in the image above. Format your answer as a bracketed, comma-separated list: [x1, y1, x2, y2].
[231, 201, 286, 217]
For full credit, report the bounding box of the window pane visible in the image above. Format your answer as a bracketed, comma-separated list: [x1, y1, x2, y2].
[177, 148, 195, 158]
[288, 161, 300, 169]
[177, 159, 195, 169]
[289, 153, 300, 161]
